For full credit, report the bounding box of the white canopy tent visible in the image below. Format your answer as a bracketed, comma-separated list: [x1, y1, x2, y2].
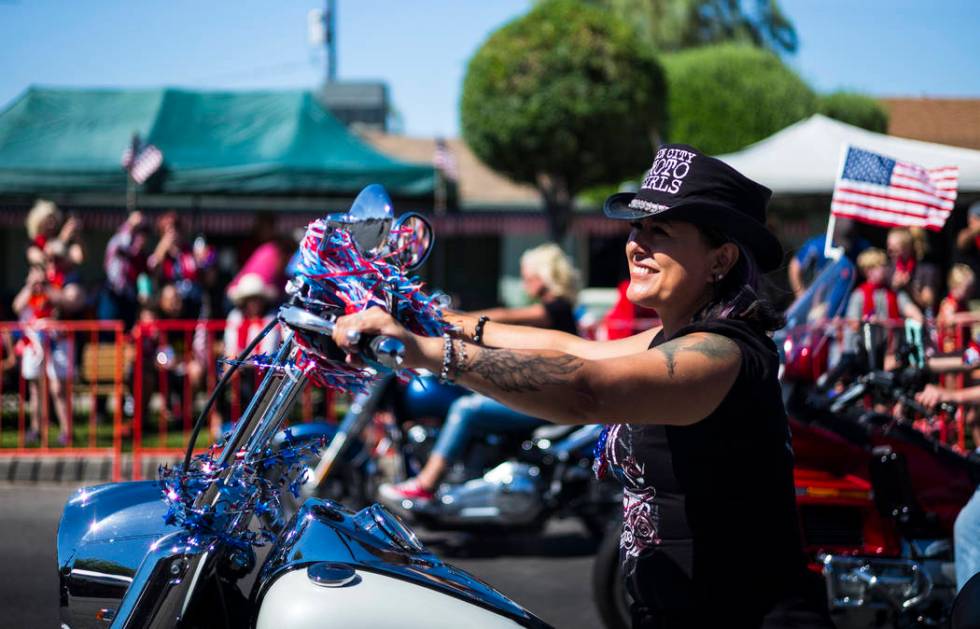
[717, 114, 980, 195]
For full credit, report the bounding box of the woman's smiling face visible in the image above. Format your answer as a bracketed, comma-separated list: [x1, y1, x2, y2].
[625, 219, 716, 312]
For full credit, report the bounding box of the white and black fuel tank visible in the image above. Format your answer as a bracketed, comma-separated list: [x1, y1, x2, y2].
[253, 499, 551, 629]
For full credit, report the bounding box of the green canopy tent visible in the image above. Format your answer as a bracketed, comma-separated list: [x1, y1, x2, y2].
[0, 87, 434, 197]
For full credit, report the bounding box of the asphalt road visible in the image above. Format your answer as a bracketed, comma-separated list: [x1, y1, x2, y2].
[0, 483, 604, 629]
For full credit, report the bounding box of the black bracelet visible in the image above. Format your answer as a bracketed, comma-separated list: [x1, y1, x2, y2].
[473, 316, 490, 345]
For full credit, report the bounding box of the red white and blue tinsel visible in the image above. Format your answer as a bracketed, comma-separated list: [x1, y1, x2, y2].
[159, 216, 449, 549]
[267, 218, 448, 391]
[159, 430, 326, 550]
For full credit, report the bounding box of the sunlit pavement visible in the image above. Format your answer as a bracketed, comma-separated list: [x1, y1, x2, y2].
[0, 482, 601, 629]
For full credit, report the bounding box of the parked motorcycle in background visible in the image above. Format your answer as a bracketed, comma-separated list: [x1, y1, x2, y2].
[56, 185, 551, 628]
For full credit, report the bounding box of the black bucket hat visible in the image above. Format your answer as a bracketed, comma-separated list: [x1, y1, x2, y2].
[604, 144, 783, 271]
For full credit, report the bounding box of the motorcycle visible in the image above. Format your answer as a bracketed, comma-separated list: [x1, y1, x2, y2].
[592, 257, 980, 629]
[56, 185, 550, 628]
[278, 371, 622, 539]
[780, 259, 980, 628]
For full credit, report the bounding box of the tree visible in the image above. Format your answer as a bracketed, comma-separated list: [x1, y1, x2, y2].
[575, 0, 798, 54]
[461, 0, 667, 240]
[818, 91, 889, 133]
[661, 43, 817, 155]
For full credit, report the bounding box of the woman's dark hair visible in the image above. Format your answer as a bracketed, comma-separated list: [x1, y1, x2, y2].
[693, 225, 785, 332]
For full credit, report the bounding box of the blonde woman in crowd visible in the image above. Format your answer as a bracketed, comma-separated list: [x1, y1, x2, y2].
[379, 242, 582, 503]
[15, 200, 86, 445]
[468, 242, 581, 334]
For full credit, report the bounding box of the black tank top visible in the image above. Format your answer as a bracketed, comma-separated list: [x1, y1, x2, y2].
[604, 319, 828, 626]
[542, 297, 578, 336]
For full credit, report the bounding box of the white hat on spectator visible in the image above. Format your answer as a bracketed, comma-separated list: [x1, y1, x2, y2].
[228, 273, 278, 306]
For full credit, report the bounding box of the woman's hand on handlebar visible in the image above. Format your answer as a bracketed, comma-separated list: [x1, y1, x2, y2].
[331, 307, 434, 369]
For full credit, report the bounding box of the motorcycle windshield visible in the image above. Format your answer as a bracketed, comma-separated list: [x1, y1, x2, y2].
[784, 256, 857, 330]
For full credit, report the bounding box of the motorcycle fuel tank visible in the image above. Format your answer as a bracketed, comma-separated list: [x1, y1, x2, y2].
[254, 499, 550, 629]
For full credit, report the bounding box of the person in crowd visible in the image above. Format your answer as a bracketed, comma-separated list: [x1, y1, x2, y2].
[15, 201, 87, 445]
[886, 227, 940, 313]
[98, 210, 151, 329]
[955, 201, 980, 279]
[226, 233, 292, 310]
[601, 278, 659, 340]
[938, 264, 975, 354]
[338, 145, 833, 627]
[846, 248, 923, 324]
[25, 199, 84, 269]
[148, 212, 203, 316]
[137, 283, 206, 427]
[379, 242, 581, 503]
[787, 217, 868, 299]
[223, 273, 281, 359]
[216, 273, 282, 434]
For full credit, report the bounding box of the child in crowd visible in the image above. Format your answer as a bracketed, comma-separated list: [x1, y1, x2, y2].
[846, 248, 923, 324]
[938, 264, 975, 354]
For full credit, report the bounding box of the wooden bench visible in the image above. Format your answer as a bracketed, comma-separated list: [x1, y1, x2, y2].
[81, 342, 130, 396]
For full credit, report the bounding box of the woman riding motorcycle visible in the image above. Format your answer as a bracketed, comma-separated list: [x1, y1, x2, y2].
[333, 144, 832, 628]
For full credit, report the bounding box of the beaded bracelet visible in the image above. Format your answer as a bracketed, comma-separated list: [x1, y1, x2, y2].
[473, 316, 490, 345]
[438, 333, 454, 384]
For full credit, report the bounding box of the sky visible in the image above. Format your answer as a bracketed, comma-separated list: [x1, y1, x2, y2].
[0, 0, 977, 138]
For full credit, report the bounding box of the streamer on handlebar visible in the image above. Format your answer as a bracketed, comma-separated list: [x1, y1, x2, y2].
[248, 218, 449, 391]
[161, 205, 449, 550]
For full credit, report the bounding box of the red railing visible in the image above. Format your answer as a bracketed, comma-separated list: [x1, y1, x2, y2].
[129, 319, 338, 480]
[0, 320, 125, 480]
[0, 313, 975, 480]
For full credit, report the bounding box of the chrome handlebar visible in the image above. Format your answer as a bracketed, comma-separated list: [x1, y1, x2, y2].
[278, 305, 405, 369]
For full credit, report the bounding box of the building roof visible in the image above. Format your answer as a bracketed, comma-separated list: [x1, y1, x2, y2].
[359, 131, 542, 210]
[718, 114, 980, 194]
[0, 86, 433, 197]
[882, 98, 980, 151]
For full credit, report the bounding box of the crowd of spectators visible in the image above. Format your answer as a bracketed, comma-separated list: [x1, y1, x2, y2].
[10, 196, 980, 447]
[9, 199, 294, 444]
[790, 205, 980, 339]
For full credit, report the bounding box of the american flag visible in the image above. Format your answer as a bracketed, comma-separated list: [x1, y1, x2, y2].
[433, 138, 458, 182]
[121, 134, 164, 185]
[831, 146, 958, 231]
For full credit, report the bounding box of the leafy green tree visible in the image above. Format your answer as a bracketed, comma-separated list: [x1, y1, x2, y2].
[461, 0, 667, 239]
[662, 43, 817, 154]
[818, 91, 889, 133]
[558, 0, 798, 54]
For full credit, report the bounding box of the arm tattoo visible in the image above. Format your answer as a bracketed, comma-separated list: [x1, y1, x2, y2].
[654, 334, 739, 378]
[462, 348, 582, 393]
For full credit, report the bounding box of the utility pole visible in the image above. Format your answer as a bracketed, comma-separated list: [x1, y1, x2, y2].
[325, 0, 337, 83]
